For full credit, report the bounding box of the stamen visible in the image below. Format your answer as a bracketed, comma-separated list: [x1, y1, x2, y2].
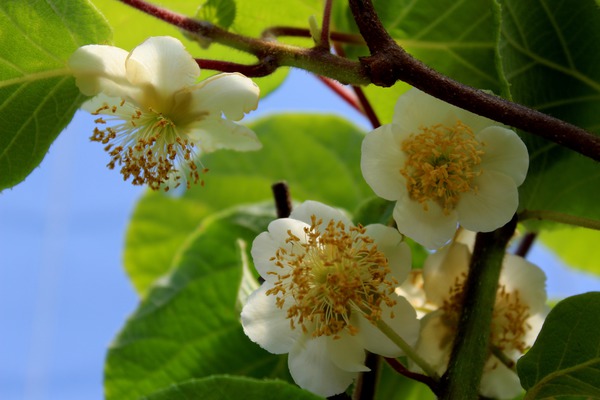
[89, 100, 203, 190]
[400, 121, 484, 214]
[266, 217, 398, 338]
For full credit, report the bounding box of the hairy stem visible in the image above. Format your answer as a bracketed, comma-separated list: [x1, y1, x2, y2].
[439, 216, 518, 400]
[352, 352, 381, 400]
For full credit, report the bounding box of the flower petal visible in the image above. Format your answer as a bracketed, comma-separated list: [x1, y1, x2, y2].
[251, 218, 309, 282]
[125, 36, 200, 104]
[186, 118, 261, 152]
[412, 310, 452, 376]
[392, 192, 458, 249]
[326, 333, 369, 372]
[479, 357, 522, 399]
[478, 126, 529, 186]
[499, 254, 547, 314]
[241, 283, 299, 354]
[455, 170, 518, 233]
[289, 201, 353, 228]
[423, 241, 471, 306]
[288, 335, 357, 397]
[358, 296, 419, 357]
[68, 44, 137, 98]
[187, 73, 260, 121]
[361, 123, 408, 201]
[364, 224, 411, 282]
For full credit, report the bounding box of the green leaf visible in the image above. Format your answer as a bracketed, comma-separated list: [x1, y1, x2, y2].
[143, 376, 322, 400]
[540, 228, 600, 276]
[517, 292, 600, 399]
[90, 0, 322, 97]
[333, 0, 503, 123]
[105, 204, 292, 400]
[196, 0, 236, 31]
[0, 0, 111, 190]
[125, 114, 371, 296]
[497, 0, 600, 225]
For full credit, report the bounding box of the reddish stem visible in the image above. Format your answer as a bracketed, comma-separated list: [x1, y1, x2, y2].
[384, 357, 439, 395]
[316, 76, 363, 113]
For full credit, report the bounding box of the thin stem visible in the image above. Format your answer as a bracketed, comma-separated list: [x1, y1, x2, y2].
[514, 232, 537, 258]
[195, 58, 277, 77]
[271, 181, 292, 218]
[319, 0, 334, 49]
[262, 26, 366, 45]
[316, 76, 364, 113]
[491, 346, 516, 372]
[352, 352, 381, 400]
[519, 210, 600, 231]
[334, 43, 381, 128]
[384, 357, 440, 395]
[439, 216, 518, 400]
[352, 86, 381, 128]
[376, 319, 438, 379]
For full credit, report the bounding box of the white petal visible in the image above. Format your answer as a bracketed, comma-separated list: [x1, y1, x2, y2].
[358, 296, 420, 357]
[455, 170, 518, 233]
[326, 333, 369, 372]
[289, 201, 353, 227]
[523, 308, 548, 347]
[412, 310, 452, 376]
[361, 123, 408, 200]
[423, 241, 471, 306]
[69, 44, 138, 98]
[392, 192, 458, 249]
[499, 255, 547, 314]
[186, 118, 261, 152]
[364, 224, 411, 282]
[251, 219, 309, 282]
[392, 88, 460, 134]
[241, 283, 299, 354]
[125, 36, 200, 103]
[478, 126, 529, 186]
[480, 357, 523, 399]
[187, 73, 260, 121]
[288, 335, 357, 397]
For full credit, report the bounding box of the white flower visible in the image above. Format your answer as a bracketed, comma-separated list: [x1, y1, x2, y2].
[408, 234, 548, 399]
[69, 36, 261, 190]
[241, 201, 419, 397]
[361, 88, 529, 249]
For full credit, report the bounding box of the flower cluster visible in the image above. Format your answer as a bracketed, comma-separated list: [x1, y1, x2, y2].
[401, 231, 548, 399]
[241, 201, 419, 397]
[69, 36, 261, 190]
[239, 90, 540, 397]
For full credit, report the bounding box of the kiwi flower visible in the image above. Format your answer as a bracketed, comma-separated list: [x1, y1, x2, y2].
[69, 36, 260, 190]
[361, 88, 528, 249]
[241, 201, 419, 397]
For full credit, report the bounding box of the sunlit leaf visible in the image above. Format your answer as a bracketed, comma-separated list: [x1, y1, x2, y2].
[143, 376, 321, 400]
[125, 114, 371, 296]
[0, 0, 111, 190]
[540, 228, 600, 276]
[105, 204, 292, 400]
[518, 292, 600, 399]
[498, 0, 600, 225]
[196, 0, 236, 31]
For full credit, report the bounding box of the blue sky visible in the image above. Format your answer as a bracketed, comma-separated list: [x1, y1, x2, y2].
[1, 69, 598, 400]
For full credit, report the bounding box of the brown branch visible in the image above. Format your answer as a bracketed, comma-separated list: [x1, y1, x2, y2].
[348, 0, 600, 162]
[384, 357, 440, 395]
